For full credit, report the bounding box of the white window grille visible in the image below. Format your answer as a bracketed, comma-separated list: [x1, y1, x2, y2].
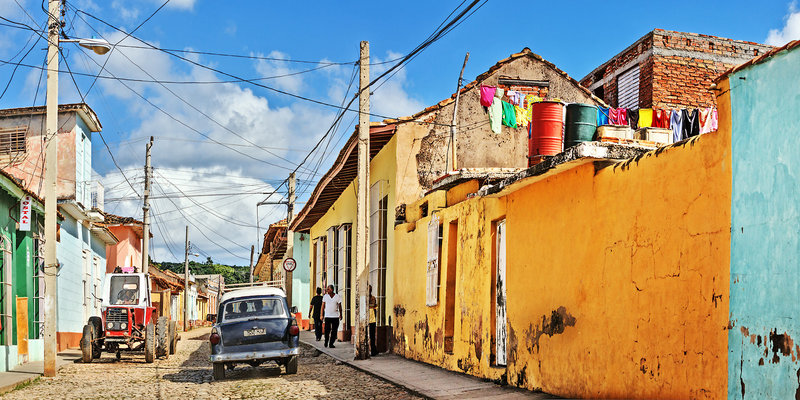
[369, 180, 388, 325]
[337, 224, 351, 330]
[326, 227, 338, 292]
[617, 65, 640, 109]
[426, 213, 442, 306]
[315, 237, 326, 290]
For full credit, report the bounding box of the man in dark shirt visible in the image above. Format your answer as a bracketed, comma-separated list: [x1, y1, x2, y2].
[309, 287, 324, 341]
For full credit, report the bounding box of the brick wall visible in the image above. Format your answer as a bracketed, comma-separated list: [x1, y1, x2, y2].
[581, 29, 773, 110]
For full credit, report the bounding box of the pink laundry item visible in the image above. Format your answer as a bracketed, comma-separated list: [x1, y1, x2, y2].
[699, 107, 714, 134]
[609, 108, 628, 125]
[480, 85, 496, 107]
[711, 108, 718, 132]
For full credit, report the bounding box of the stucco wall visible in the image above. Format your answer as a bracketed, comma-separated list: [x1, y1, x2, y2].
[394, 126, 731, 398]
[726, 46, 800, 400]
[291, 233, 311, 317]
[106, 226, 141, 272]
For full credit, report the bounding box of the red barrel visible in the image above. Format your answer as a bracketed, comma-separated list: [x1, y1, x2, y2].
[530, 102, 564, 163]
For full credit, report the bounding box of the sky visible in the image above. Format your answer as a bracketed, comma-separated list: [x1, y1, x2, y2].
[0, 0, 798, 265]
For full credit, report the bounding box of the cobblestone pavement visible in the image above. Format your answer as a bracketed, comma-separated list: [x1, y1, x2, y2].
[2, 327, 421, 400]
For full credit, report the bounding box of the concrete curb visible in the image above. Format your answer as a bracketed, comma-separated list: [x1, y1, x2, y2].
[0, 350, 81, 396]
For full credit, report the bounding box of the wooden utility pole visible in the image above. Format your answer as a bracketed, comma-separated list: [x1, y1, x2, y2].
[142, 137, 153, 273]
[43, 0, 60, 378]
[248, 245, 254, 283]
[183, 226, 189, 331]
[449, 53, 469, 171]
[354, 41, 371, 360]
[285, 172, 295, 308]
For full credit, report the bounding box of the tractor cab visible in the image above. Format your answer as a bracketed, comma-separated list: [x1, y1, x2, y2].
[103, 273, 150, 308]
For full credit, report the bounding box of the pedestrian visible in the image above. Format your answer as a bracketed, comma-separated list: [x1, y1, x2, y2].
[368, 285, 378, 356]
[322, 284, 342, 348]
[309, 287, 324, 341]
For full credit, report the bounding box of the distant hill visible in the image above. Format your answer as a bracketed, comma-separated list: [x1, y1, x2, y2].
[154, 259, 250, 285]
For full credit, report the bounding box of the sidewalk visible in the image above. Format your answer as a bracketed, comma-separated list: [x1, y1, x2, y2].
[0, 350, 82, 395]
[300, 330, 557, 399]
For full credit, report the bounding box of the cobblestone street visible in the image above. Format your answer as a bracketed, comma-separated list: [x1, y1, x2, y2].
[2, 328, 420, 400]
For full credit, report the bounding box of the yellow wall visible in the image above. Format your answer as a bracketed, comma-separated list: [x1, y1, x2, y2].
[393, 128, 731, 399]
[308, 135, 397, 328]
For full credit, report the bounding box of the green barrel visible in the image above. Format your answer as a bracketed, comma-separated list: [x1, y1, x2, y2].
[564, 103, 598, 149]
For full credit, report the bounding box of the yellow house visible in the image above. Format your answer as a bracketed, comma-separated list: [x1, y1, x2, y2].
[290, 48, 604, 352]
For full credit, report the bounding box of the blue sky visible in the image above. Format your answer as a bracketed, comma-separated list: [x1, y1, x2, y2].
[0, 0, 797, 265]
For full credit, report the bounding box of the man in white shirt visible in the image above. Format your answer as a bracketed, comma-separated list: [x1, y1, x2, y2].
[322, 284, 342, 348]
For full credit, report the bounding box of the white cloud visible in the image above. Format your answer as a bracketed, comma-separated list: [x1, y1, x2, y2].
[369, 51, 424, 120]
[111, 0, 140, 21]
[767, 2, 800, 46]
[166, 0, 196, 11]
[254, 51, 306, 93]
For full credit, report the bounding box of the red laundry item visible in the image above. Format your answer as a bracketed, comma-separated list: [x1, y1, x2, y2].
[609, 108, 628, 125]
[652, 109, 671, 129]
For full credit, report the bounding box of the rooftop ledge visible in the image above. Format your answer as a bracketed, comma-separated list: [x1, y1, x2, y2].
[478, 141, 655, 198]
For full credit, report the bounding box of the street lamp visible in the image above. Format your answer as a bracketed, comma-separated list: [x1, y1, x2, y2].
[42, 1, 110, 377]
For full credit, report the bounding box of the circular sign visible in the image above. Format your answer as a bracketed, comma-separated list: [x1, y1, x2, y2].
[283, 257, 297, 272]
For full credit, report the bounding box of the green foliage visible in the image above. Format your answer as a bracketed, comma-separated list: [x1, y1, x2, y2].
[153, 260, 250, 285]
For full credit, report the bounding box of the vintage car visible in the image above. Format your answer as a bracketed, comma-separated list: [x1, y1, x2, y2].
[209, 287, 300, 380]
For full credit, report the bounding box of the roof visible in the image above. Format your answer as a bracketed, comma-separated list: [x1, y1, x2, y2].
[100, 211, 143, 226]
[289, 123, 397, 231]
[0, 103, 102, 132]
[716, 39, 800, 82]
[0, 168, 45, 214]
[220, 287, 286, 303]
[428, 168, 523, 193]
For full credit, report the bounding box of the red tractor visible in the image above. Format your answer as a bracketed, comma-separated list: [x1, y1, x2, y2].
[80, 272, 178, 362]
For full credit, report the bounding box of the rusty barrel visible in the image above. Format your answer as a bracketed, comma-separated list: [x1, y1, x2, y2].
[530, 101, 564, 163]
[565, 103, 598, 149]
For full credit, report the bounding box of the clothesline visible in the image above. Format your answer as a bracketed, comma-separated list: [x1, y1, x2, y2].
[598, 106, 718, 143]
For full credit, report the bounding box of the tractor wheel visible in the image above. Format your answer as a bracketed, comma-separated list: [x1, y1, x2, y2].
[88, 317, 103, 359]
[80, 324, 93, 363]
[144, 323, 156, 363]
[212, 363, 225, 380]
[285, 356, 298, 375]
[156, 316, 168, 358]
[168, 321, 177, 355]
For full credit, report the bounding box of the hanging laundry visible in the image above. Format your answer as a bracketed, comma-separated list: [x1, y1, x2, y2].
[652, 109, 670, 129]
[638, 108, 653, 128]
[508, 90, 523, 106]
[488, 97, 503, 134]
[681, 109, 700, 139]
[627, 109, 639, 129]
[711, 108, 718, 132]
[699, 107, 715, 134]
[525, 94, 542, 105]
[479, 85, 496, 107]
[502, 101, 517, 128]
[609, 108, 627, 125]
[514, 105, 529, 128]
[670, 110, 683, 143]
[597, 107, 610, 126]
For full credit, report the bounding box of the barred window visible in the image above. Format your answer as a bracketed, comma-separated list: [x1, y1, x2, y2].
[0, 127, 26, 155]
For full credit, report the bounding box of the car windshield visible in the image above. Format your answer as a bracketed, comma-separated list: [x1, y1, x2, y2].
[221, 298, 285, 321]
[109, 276, 140, 305]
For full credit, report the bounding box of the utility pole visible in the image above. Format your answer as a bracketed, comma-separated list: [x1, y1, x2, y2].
[142, 136, 153, 274]
[285, 172, 295, 308]
[43, 0, 60, 378]
[249, 245, 254, 284]
[354, 41, 370, 360]
[183, 226, 189, 332]
[449, 53, 469, 171]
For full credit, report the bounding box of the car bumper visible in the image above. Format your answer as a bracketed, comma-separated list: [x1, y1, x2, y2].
[210, 347, 299, 363]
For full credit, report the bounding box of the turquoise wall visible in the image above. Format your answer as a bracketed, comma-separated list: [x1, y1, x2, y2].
[728, 46, 800, 399]
[291, 233, 310, 317]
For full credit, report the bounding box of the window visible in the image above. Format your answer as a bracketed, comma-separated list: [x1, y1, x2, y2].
[314, 236, 326, 290]
[337, 224, 352, 330]
[0, 126, 26, 156]
[326, 227, 338, 292]
[221, 298, 285, 321]
[109, 276, 140, 305]
[369, 180, 388, 325]
[617, 65, 640, 109]
[426, 213, 442, 306]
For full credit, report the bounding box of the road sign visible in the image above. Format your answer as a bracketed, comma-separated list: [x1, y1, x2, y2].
[283, 258, 297, 272]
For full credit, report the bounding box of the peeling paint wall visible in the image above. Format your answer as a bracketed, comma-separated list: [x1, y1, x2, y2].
[393, 122, 731, 398]
[726, 46, 800, 400]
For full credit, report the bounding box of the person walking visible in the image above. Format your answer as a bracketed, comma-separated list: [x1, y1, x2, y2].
[368, 285, 379, 356]
[322, 285, 342, 348]
[309, 287, 324, 341]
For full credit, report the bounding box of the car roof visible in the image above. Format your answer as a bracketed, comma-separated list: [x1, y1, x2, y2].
[220, 287, 286, 303]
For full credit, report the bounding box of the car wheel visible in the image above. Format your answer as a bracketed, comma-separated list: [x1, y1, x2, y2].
[144, 323, 156, 363]
[212, 363, 225, 380]
[156, 316, 168, 358]
[168, 320, 177, 355]
[285, 355, 298, 375]
[80, 324, 93, 363]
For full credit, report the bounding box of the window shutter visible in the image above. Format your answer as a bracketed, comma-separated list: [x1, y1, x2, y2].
[617, 65, 640, 109]
[426, 214, 440, 306]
